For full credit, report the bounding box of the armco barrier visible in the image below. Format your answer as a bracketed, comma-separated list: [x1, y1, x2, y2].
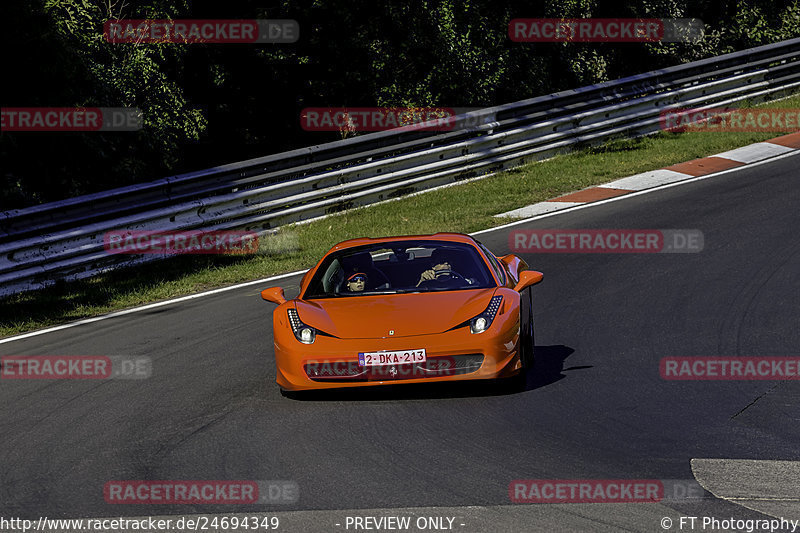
[1, 38, 799, 296]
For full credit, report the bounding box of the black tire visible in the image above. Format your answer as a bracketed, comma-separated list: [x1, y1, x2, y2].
[521, 298, 535, 371]
[503, 303, 533, 393]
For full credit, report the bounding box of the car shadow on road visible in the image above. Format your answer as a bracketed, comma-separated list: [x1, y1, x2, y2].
[525, 344, 580, 391]
[282, 345, 579, 401]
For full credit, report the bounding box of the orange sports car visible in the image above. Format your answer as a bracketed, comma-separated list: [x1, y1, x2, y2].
[261, 233, 543, 392]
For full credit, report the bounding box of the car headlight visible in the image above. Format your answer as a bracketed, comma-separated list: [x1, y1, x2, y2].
[288, 309, 316, 344]
[469, 295, 503, 334]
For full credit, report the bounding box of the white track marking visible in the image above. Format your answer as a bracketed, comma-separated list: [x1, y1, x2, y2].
[494, 201, 583, 218]
[477, 149, 798, 235]
[713, 142, 795, 164]
[1, 148, 797, 345]
[595, 169, 692, 191]
[0, 269, 307, 345]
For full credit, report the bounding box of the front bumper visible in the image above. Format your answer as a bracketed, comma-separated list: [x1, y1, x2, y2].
[273, 321, 521, 391]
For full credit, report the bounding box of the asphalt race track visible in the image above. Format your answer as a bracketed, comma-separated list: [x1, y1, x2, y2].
[1, 154, 798, 530]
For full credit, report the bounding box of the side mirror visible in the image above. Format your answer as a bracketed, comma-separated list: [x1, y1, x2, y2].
[261, 287, 287, 304]
[498, 254, 514, 267]
[514, 271, 543, 292]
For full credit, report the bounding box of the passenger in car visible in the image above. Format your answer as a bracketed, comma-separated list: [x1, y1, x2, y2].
[345, 272, 367, 292]
[340, 252, 390, 289]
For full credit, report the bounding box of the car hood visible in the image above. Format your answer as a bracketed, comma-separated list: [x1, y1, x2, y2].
[295, 289, 498, 339]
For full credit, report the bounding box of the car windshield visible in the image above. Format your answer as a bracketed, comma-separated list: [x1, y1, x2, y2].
[303, 240, 497, 299]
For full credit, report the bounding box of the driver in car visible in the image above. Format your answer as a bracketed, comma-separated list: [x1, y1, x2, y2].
[416, 257, 453, 287]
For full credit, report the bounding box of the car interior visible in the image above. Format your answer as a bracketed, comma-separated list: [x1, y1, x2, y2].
[324, 244, 491, 294]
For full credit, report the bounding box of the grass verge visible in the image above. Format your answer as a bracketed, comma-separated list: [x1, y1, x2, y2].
[2, 94, 799, 337]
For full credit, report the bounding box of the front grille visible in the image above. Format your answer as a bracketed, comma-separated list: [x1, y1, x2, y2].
[305, 354, 484, 382]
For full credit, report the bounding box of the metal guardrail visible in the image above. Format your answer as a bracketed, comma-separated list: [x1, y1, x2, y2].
[2, 38, 799, 296]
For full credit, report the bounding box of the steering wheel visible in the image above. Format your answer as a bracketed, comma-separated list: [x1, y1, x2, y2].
[418, 268, 467, 288]
[432, 269, 465, 281]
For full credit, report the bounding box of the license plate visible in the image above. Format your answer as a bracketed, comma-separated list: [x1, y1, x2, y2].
[358, 349, 426, 367]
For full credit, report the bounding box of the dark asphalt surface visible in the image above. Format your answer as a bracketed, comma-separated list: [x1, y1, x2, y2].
[1, 154, 798, 524]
